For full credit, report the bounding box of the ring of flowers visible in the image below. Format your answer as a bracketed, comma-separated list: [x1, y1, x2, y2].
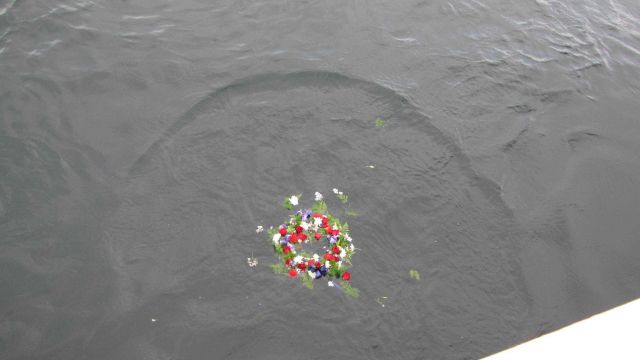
[268, 192, 355, 284]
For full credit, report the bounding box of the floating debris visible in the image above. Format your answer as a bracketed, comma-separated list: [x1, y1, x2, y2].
[375, 118, 385, 128]
[247, 256, 258, 267]
[409, 269, 421, 281]
[376, 296, 388, 307]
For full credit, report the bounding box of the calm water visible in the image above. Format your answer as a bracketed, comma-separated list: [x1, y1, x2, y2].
[2, 0, 640, 358]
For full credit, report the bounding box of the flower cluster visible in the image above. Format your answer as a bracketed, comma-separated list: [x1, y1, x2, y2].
[267, 192, 355, 286]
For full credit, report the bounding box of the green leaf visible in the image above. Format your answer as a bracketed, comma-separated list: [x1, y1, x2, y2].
[283, 197, 292, 210]
[409, 269, 421, 281]
[270, 263, 287, 274]
[341, 281, 360, 298]
[311, 200, 327, 215]
[301, 273, 314, 289]
[345, 209, 359, 217]
[375, 117, 385, 128]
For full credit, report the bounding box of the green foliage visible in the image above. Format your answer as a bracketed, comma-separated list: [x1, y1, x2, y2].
[301, 273, 314, 289]
[270, 263, 287, 274]
[341, 281, 360, 298]
[311, 200, 327, 215]
[283, 197, 292, 210]
[345, 209, 359, 217]
[283, 193, 302, 210]
[337, 192, 348, 204]
[409, 269, 421, 281]
[375, 117, 385, 128]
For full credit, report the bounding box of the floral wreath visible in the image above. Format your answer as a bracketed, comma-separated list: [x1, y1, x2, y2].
[259, 190, 359, 297]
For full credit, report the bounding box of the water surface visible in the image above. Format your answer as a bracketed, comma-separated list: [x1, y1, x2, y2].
[1, 0, 640, 359]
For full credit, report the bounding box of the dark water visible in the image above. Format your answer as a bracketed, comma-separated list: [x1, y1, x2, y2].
[2, 0, 640, 358]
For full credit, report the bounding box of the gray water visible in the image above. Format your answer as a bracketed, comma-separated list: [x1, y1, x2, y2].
[2, 0, 640, 359]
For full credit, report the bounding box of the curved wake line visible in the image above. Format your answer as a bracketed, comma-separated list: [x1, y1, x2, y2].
[128, 71, 419, 175]
[126, 70, 506, 213]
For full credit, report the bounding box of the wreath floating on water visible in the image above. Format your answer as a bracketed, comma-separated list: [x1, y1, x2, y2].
[260, 190, 359, 297]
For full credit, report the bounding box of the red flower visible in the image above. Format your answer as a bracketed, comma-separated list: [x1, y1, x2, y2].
[315, 261, 322, 268]
[314, 232, 322, 240]
[326, 225, 333, 233]
[289, 234, 298, 243]
[307, 259, 315, 266]
[342, 272, 351, 281]
[283, 246, 291, 254]
[332, 245, 340, 254]
[299, 233, 307, 241]
[288, 269, 298, 278]
[324, 253, 338, 262]
[297, 262, 307, 270]
[295, 226, 303, 234]
[312, 213, 323, 218]
[285, 258, 292, 266]
[331, 229, 340, 236]
[279, 228, 287, 236]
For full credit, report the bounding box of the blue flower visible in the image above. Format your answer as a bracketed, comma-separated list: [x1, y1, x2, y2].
[320, 265, 327, 276]
[315, 271, 323, 279]
[329, 236, 337, 244]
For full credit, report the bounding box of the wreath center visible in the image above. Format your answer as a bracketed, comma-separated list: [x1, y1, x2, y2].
[262, 190, 359, 297]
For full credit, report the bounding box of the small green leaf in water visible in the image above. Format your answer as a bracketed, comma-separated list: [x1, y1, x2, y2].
[283, 197, 292, 210]
[409, 269, 421, 281]
[270, 263, 287, 274]
[311, 200, 327, 215]
[301, 273, 314, 289]
[341, 281, 360, 298]
[375, 118, 385, 128]
[345, 209, 359, 217]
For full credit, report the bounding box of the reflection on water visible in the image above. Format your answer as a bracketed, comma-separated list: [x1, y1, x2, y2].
[1, 0, 640, 358]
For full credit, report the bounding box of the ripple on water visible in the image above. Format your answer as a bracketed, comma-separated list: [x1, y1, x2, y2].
[98, 71, 533, 359]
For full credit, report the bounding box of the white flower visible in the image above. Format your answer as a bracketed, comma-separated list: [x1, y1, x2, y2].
[313, 254, 319, 261]
[301, 222, 310, 231]
[337, 261, 342, 268]
[325, 261, 331, 268]
[272, 234, 281, 244]
[338, 191, 344, 196]
[350, 244, 354, 251]
[333, 188, 339, 194]
[294, 255, 303, 264]
[327, 281, 335, 287]
[345, 233, 352, 242]
[314, 192, 323, 201]
[313, 217, 323, 227]
[308, 271, 315, 278]
[340, 249, 346, 258]
[256, 225, 264, 233]
[290, 195, 299, 206]
[247, 257, 258, 267]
